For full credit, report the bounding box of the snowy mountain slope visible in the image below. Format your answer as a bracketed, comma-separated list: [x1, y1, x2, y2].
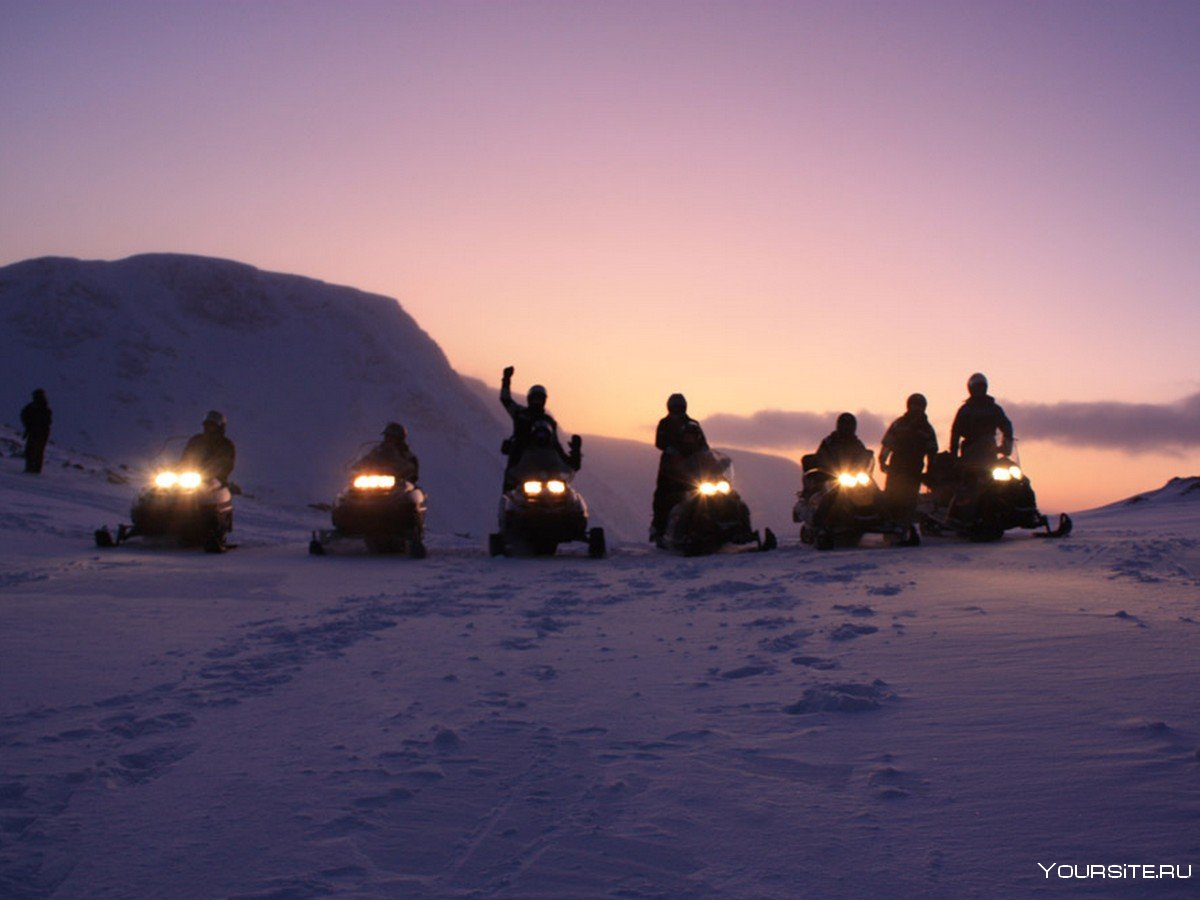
[0, 254, 506, 534]
[1, 452, 1198, 897]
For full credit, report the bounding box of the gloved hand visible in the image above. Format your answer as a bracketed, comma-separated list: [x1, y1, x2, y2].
[569, 434, 582, 451]
[502, 365, 514, 380]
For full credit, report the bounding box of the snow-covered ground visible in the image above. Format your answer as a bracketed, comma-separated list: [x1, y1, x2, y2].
[2, 437, 1197, 898]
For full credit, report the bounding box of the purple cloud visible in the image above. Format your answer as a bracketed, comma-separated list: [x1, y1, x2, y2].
[706, 409, 889, 451]
[1005, 393, 1200, 453]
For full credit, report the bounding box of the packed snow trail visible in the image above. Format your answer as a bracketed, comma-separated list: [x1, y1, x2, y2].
[1, 461, 1198, 897]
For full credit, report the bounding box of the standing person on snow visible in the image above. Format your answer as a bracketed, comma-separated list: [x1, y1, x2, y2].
[950, 373, 1013, 472]
[356, 422, 420, 483]
[499, 366, 580, 489]
[20, 388, 52, 474]
[181, 410, 236, 486]
[650, 393, 709, 542]
[879, 393, 938, 523]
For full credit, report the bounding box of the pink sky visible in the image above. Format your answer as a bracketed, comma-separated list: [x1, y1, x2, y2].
[2, 1, 1198, 511]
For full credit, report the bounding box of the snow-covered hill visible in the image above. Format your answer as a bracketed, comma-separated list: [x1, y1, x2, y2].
[1, 445, 1198, 897]
[1, 254, 803, 542]
[1, 254, 507, 534]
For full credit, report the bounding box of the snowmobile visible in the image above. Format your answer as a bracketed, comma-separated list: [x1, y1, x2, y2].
[793, 453, 919, 550]
[95, 468, 234, 553]
[658, 449, 776, 555]
[918, 451, 1072, 541]
[309, 470, 427, 557]
[489, 437, 605, 558]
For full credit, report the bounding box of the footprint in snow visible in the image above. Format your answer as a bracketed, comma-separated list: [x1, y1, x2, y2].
[783, 680, 895, 714]
[741, 615, 794, 630]
[719, 665, 775, 680]
[832, 604, 875, 617]
[828, 623, 879, 641]
[758, 630, 812, 653]
[791, 655, 839, 670]
[864, 762, 926, 800]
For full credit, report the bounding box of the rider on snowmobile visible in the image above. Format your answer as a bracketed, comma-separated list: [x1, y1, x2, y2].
[500, 366, 580, 488]
[355, 422, 420, 483]
[815, 413, 873, 473]
[803, 413, 873, 499]
[650, 393, 709, 542]
[181, 410, 236, 486]
[950, 373, 1013, 472]
[509, 419, 580, 482]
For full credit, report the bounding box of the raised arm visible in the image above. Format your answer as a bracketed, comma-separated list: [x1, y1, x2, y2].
[499, 365, 520, 416]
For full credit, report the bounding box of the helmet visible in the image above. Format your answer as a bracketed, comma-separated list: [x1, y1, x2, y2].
[836, 412, 857, 434]
[667, 393, 688, 414]
[204, 410, 227, 429]
[527, 384, 547, 404]
[967, 372, 988, 396]
[383, 421, 408, 441]
[906, 393, 927, 413]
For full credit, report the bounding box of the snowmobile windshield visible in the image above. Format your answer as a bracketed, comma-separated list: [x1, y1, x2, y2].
[510, 443, 574, 483]
[682, 449, 733, 484]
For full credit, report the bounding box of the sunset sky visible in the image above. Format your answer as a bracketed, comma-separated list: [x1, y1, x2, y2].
[3, 1, 1197, 511]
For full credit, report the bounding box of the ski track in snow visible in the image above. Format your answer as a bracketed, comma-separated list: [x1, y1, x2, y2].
[2, 461, 1200, 897]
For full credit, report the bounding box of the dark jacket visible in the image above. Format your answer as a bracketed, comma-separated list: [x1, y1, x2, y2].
[357, 440, 419, 483]
[21, 399, 52, 438]
[880, 412, 938, 476]
[950, 396, 1013, 466]
[655, 413, 708, 455]
[814, 431, 873, 473]
[181, 431, 236, 484]
[500, 382, 559, 464]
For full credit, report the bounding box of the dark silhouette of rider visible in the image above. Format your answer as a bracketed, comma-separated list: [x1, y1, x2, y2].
[880, 393, 938, 523]
[950, 373, 1013, 472]
[357, 422, 420, 483]
[181, 410, 236, 485]
[650, 393, 708, 541]
[499, 366, 580, 489]
[814, 413, 872, 473]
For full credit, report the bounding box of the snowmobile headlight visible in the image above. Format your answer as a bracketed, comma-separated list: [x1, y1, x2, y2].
[178, 471, 203, 490]
[992, 466, 1012, 482]
[698, 481, 719, 496]
[716, 480, 731, 494]
[546, 480, 567, 494]
[856, 472, 871, 486]
[154, 471, 179, 488]
[523, 480, 544, 495]
[1008, 465, 1023, 480]
[837, 473, 858, 488]
[353, 474, 396, 490]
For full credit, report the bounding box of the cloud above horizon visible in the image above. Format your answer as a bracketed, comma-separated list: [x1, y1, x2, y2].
[1004, 393, 1200, 453]
[706, 394, 1200, 455]
[706, 409, 889, 451]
